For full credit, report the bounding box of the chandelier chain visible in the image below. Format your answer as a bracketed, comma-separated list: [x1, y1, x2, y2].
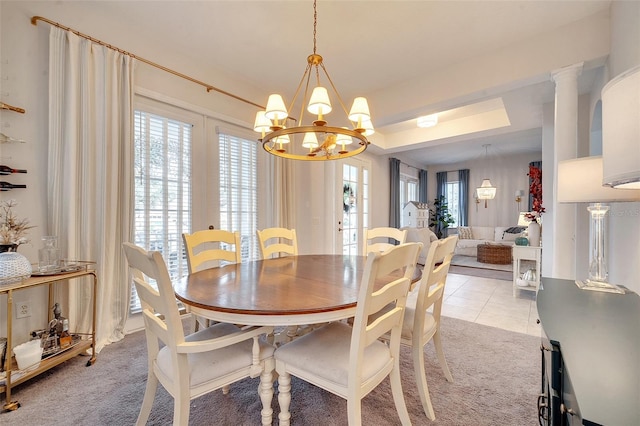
[312, 0, 317, 55]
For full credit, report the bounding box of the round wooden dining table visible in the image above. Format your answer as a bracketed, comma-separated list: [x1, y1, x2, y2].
[174, 254, 421, 327]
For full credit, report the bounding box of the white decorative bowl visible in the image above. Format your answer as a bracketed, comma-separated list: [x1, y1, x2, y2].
[0, 252, 32, 285]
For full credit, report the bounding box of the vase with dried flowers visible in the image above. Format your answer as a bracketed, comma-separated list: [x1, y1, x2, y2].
[524, 165, 544, 246]
[1, 199, 34, 252]
[0, 200, 35, 283]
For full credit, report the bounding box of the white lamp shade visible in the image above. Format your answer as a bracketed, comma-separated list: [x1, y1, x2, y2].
[557, 156, 640, 203]
[417, 114, 438, 128]
[253, 111, 271, 133]
[307, 87, 332, 115]
[335, 131, 352, 146]
[302, 132, 319, 148]
[348, 97, 371, 122]
[476, 179, 496, 199]
[602, 65, 640, 189]
[362, 119, 375, 136]
[265, 94, 288, 121]
[275, 134, 290, 145]
[515, 190, 525, 197]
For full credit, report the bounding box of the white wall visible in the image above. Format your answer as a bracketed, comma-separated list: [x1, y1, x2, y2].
[426, 152, 541, 227]
[1, 3, 54, 340]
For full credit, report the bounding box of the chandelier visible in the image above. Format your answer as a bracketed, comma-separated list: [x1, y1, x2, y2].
[253, 0, 372, 161]
[476, 144, 497, 207]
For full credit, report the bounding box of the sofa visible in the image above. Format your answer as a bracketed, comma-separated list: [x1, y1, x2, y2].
[453, 226, 526, 257]
[401, 227, 439, 265]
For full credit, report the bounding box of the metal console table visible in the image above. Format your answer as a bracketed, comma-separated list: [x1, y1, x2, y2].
[1, 267, 97, 411]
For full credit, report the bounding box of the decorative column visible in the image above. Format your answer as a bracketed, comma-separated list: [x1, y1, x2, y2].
[550, 63, 583, 279]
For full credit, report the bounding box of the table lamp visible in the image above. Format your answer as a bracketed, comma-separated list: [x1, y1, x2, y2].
[557, 156, 640, 293]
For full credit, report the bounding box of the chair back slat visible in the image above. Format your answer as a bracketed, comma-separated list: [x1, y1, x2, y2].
[123, 243, 185, 349]
[183, 229, 241, 272]
[413, 235, 458, 338]
[257, 228, 298, 259]
[350, 242, 422, 376]
[363, 227, 408, 255]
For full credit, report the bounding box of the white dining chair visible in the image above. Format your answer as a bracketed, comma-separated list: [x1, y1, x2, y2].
[123, 242, 275, 426]
[257, 227, 309, 342]
[182, 229, 241, 272]
[274, 242, 422, 426]
[363, 227, 408, 255]
[400, 234, 458, 420]
[182, 229, 242, 332]
[257, 227, 298, 259]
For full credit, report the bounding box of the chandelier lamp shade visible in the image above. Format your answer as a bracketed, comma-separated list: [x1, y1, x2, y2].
[475, 144, 497, 207]
[253, 0, 372, 161]
[476, 179, 497, 207]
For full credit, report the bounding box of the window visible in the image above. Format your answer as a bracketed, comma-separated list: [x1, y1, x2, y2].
[130, 110, 192, 314]
[218, 132, 259, 262]
[446, 181, 460, 227]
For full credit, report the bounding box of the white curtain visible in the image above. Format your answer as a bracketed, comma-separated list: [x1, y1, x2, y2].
[48, 27, 135, 351]
[265, 156, 296, 229]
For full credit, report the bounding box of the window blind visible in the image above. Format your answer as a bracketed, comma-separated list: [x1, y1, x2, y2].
[218, 132, 259, 262]
[130, 110, 192, 314]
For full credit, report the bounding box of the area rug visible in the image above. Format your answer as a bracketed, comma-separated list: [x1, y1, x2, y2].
[451, 255, 512, 272]
[449, 265, 513, 281]
[3, 316, 540, 425]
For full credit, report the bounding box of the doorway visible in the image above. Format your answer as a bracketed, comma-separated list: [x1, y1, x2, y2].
[336, 159, 370, 255]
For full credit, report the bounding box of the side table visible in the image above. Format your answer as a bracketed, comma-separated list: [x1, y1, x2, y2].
[1, 267, 97, 411]
[512, 246, 541, 296]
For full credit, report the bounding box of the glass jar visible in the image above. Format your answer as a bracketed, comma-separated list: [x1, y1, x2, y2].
[38, 236, 60, 272]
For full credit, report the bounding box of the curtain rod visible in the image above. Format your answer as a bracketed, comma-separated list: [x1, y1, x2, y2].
[401, 161, 423, 171]
[31, 15, 265, 111]
[390, 158, 424, 171]
[0, 102, 26, 114]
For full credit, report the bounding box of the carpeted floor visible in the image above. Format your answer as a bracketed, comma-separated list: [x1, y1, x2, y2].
[3, 316, 540, 425]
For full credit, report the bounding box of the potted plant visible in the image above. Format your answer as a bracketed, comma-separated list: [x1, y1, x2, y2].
[429, 195, 455, 238]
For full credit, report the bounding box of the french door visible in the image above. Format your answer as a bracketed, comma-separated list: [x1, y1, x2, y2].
[336, 159, 370, 255]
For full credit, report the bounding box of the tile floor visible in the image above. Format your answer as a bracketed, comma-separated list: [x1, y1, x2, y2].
[443, 273, 541, 337]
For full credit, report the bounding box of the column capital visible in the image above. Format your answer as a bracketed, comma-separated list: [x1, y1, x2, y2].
[551, 62, 584, 84]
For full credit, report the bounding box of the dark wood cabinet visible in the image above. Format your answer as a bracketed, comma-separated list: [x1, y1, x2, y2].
[537, 278, 640, 426]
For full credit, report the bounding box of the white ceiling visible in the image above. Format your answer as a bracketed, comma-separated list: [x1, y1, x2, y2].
[30, 0, 611, 165]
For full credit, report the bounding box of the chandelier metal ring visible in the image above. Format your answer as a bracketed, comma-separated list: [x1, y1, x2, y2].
[253, 0, 373, 161]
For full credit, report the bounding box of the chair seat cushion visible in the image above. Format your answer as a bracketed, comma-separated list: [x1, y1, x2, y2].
[156, 322, 274, 388]
[401, 290, 436, 340]
[274, 322, 391, 388]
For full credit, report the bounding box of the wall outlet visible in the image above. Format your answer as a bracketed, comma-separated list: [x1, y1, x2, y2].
[16, 301, 31, 319]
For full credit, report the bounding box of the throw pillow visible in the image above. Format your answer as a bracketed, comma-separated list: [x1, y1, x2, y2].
[458, 226, 473, 240]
